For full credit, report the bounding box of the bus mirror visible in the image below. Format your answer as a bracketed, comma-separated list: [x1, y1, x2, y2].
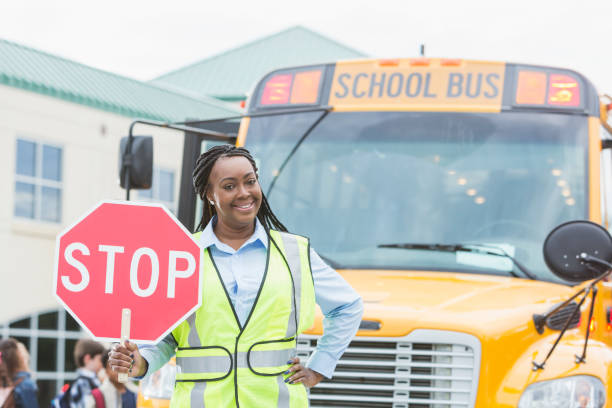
[119, 135, 153, 189]
[543, 220, 612, 283]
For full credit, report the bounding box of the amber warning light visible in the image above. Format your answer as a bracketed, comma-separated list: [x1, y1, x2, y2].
[515, 70, 581, 108]
[260, 70, 322, 106]
[260, 69, 323, 106]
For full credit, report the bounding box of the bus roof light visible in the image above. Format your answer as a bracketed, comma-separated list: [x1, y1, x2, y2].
[548, 74, 580, 107]
[410, 58, 430, 66]
[260, 74, 292, 105]
[516, 70, 547, 105]
[441, 59, 462, 66]
[378, 59, 400, 67]
[290, 70, 322, 104]
[259, 69, 323, 106]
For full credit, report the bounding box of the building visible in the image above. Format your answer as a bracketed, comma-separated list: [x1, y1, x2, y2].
[0, 38, 240, 405]
[0, 26, 365, 405]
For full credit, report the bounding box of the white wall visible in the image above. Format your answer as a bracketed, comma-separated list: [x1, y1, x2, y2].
[0, 84, 185, 324]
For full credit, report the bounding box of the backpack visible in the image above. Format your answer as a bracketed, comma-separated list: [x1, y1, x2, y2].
[51, 376, 105, 408]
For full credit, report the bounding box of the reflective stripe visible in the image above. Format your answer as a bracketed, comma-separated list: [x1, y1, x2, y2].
[190, 382, 206, 408]
[246, 348, 295, 368]
[276, 375, 290, 407]
[187, 313, 201, 347]
[177, 355, 232, 374]
[178, 348, 295, 374]
[279, 232, 302, 338]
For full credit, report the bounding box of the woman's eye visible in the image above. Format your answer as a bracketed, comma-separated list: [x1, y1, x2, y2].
[223, 185, 234, 190]
[247, 179, 256, 185]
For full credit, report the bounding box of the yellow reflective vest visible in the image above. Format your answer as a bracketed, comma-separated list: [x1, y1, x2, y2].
[170, 229, 316, 408]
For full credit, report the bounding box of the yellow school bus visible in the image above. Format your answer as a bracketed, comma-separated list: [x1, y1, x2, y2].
[140, 59, 612, 407]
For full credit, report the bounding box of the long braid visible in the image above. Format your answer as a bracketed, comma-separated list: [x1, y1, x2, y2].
[192, 144, 288, 233]
[258, 195, 287, 232]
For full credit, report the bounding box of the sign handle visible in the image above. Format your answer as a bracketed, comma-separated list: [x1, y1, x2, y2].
[118, 308, 131, 383]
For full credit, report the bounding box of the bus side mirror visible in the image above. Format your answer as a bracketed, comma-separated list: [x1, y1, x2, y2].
[543, 220, 612, 283]
[119, 136, 153, 189]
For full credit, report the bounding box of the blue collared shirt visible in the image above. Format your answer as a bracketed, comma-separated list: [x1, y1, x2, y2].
[140, 218, 363, 379]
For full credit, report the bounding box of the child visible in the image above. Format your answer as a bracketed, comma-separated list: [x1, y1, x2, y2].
[54, 339, 104, 408]
[0, 338, 38, 408]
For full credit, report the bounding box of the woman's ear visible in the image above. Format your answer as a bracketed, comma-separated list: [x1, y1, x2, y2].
[203, 189, 212, 203]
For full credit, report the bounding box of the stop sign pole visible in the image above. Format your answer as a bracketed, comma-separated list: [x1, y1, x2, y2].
[54, 201, 203, 382]
[119, 308, 131, 382]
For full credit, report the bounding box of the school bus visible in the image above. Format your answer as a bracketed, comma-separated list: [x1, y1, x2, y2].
[140, 59, 612, 407]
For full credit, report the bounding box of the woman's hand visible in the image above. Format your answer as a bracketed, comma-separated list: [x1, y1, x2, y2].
[108, 340, 147, 378]
[284, 357, 324, 388]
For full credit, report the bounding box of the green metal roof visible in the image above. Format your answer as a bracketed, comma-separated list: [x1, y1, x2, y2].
[0, 38, 240, 122]
[152, 26, 368, 101]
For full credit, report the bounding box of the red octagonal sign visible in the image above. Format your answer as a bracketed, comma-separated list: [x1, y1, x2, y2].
[54, 201, 202, 344]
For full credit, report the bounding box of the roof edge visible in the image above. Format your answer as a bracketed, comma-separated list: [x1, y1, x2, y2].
[0, 38, 241, 114]
[290, 25, 368, 58]
[0, 77, 175, 122]
[152, 25, 367, 82]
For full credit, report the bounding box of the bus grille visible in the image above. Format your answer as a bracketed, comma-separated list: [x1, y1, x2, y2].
[297, 331, 480, 408]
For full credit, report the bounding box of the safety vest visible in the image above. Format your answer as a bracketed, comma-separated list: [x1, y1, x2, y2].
[170, 229, 316, 408]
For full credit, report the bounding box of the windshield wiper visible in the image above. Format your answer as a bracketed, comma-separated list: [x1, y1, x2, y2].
[377, 242, 537, 280]
[266, 109, 330, 196]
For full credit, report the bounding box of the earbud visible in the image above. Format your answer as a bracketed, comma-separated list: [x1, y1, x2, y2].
[209, 200, 215, 206]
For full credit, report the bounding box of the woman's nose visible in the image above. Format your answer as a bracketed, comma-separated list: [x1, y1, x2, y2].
[237, 184, 250, 197]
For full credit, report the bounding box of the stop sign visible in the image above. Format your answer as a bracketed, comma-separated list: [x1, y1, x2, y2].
[54, 201, 202, 344]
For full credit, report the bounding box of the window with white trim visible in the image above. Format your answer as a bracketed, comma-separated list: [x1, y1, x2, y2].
[138, 167, 176, 213]
[14, 139, 63, 222]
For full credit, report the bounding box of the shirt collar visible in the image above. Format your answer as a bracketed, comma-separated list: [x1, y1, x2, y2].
[76, 368, 99, 379]
[199, 216, 268, 253]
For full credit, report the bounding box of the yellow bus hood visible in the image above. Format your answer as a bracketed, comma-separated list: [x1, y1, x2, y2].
[308, 270, 577, 338]
[305, 269, 607, 404]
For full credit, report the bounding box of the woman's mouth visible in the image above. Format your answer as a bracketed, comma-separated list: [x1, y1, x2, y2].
[233, 201, 255, 212]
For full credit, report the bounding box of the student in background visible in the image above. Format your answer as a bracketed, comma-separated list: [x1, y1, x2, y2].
[85, 350, 136, 408]
[0, 338, 38, 408]
[53, 339, 104, 408]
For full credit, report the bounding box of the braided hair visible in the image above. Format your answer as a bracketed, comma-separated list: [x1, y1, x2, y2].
[192, 144, 287, 233]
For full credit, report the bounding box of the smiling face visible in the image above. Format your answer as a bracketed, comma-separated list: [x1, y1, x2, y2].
[206, 155, 262, 231]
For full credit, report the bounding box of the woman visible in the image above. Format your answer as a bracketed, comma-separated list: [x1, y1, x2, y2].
[110, 145, 363, 407]
[0, 338, 38, 408]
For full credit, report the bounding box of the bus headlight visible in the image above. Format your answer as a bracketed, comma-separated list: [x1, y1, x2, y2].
[518, 375, 605, 408]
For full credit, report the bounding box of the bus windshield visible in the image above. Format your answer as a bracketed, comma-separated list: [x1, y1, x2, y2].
[244, 111, 588, 284]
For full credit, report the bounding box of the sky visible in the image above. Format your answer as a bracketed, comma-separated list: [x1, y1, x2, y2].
[1, 0, 612, 94]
